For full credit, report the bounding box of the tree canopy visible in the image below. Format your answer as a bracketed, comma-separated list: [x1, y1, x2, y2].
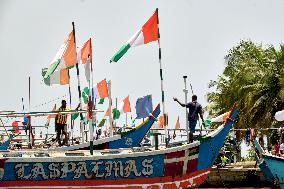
[207, 40, 284, 129]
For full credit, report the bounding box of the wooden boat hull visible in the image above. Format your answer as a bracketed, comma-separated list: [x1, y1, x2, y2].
[1, 105, 160, 152]
[0, 105, 238, 188]
[262, 154, 284, 189]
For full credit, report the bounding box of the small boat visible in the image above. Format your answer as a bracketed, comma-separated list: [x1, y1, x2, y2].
[56, 104, 160, 151]
[254, 139, 275, 182]
[0, 103, 238, 188]
[0, 104, 160, 151]
[254, 139, 284, 188]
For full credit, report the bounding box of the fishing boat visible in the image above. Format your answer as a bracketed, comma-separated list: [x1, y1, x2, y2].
[0, 104, 160, 151]
[56, 104, 160, 151]
[0, 103, 237, 188]
[254, 139, 284, 188]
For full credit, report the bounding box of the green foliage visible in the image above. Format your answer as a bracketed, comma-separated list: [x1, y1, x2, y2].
[207, 40, 284, 129]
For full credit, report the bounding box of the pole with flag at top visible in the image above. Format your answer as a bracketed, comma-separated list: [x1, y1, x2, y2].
[88, 38, 95, 155]
[156, 8, 168, 147]
[72, 22, 85, 143]
[87, 54, 94, 155]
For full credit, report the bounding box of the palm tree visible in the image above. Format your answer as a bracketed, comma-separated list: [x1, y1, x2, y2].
[207, 40, 284, 130]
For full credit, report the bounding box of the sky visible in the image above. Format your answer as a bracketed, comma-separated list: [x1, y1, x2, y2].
[1, 0, 284, 136]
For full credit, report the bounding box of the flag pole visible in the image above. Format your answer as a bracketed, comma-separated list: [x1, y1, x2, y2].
[87, 54, 94, 155]
[68, 70, 74, 145]
[107, 80, 113, 137]
[183, 76, 190, 143]
[125, 113, 127, 131]
[28, 76, 32, 148]
[156, 8, 168, 147]
[72, 22, 85, 143]
[89, 38, 96, 155]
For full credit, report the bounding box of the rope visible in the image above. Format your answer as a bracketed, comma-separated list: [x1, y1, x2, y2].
[32, 94, 68, 109]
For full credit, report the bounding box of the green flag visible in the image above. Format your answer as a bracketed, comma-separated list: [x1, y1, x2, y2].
[71, 113, 79, 121]
[112, 108, 120, 120]
[98, 119, 106, 127]
[98, 98, 105, 104]
[82, 87, 90, 104]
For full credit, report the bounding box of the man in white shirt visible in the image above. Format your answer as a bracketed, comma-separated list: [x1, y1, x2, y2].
[280, 142, 284, 155]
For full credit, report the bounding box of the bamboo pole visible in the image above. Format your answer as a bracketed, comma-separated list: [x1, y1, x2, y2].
[72, 22, 85, 143]
[89, 38, 96, 155]
[68, 71, 73, 145]
[156, 8, 168, 147]
[183, 76, 190, 143]
[107, 80, 113, 137]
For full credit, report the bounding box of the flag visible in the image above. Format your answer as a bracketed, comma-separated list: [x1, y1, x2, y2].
[98, 119, 106, 127]
[158, 113, 168, 128]
[211, 112, 230, 123]
[98, 107, 111, 127]
[118, 95, 131, 113]
[158, 115, 164, 128]
[44, 31, 77, 79]
[175, 116, 180, 129]
[135, 95, 153, 119]
[42, 68, 69, 86]
[78, 39, 92, 81]
[98, 98, 105, 104]
[105, 107, 111, 117]
[110, 9, 158, 63]
[84, 56, 91, 81]
[112, 108, 120, 120]
[78, 38, 92, 65]
[82, 87, 90, 104]
[97, 79, 109, 98]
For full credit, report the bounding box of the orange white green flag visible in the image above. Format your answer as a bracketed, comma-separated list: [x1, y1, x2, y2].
[110, 9, 158, 63]
[42, 68, 69, 86]
[44, 31, 77, 80]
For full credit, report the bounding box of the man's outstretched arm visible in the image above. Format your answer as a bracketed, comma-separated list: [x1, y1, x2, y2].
[173, 97, 186, 107]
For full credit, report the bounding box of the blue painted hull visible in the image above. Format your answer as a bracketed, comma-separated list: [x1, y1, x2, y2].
[263, 154, 284, 189]
[0, 104, 238, 188]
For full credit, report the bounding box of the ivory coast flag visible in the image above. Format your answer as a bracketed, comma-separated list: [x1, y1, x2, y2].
[110, 9, 159, 63]
[42, 68, 69, 85]
[44, 31, 77, 79]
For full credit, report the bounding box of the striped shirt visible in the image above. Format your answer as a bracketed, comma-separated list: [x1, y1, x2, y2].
[56, 107, 70, 124]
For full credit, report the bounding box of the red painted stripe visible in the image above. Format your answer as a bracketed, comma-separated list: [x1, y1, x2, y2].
[0, 168, 211, 187]
[164, 161, 184, 176]
[187, 158, 198, 174]
[165, 150, 185, 159]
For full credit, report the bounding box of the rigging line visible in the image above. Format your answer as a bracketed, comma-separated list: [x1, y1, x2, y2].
[31, 94, 68, 109]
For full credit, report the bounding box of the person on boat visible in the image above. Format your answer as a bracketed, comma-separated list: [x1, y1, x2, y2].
[280, 141, 284, 155]
[55, 100, 80, 146]
[173, 95, 205, 142]
[0, 134, 4, 144]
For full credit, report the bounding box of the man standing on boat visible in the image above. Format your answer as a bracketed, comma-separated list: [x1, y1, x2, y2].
[55, 100, 80, 146]
[173, 95, 205, 142]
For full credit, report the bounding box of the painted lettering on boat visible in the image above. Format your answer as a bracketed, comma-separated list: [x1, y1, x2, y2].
[14, 158, 154, 180]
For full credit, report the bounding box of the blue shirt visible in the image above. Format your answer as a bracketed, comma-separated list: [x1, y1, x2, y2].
[186, 101, 202, 121]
